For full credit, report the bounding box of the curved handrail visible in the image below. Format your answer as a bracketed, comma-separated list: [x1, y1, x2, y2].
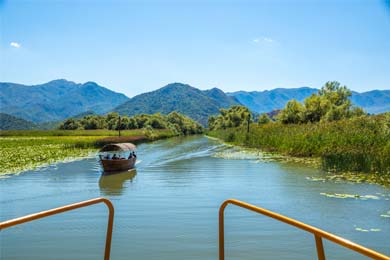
[219, 199, 390, 260]
[0, 197, 114, 260]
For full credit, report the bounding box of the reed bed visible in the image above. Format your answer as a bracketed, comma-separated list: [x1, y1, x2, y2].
[208, 114, 390, 177]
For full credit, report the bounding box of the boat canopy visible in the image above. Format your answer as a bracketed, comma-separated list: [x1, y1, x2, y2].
[99, 143, 136, 152]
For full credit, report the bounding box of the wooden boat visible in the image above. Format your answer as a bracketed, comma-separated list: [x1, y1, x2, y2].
[99, 143, 137, 172]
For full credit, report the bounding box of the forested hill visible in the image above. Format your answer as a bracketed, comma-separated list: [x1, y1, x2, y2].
[229, 88, 390, 114]
[0, 79, 129, 123]
[114, 83, 241, 126]
[0, 113, 36, 130]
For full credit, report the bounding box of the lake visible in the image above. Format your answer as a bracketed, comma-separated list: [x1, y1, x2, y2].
[1, 136, 389, 259]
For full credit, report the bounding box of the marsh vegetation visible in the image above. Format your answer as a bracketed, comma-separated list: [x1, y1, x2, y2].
[208, 82, 390, 185]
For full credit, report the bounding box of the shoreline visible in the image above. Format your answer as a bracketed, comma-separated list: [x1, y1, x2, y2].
[206, 134, 390, 188]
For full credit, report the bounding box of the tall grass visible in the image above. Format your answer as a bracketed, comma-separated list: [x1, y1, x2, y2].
[208, 114, 390, 175]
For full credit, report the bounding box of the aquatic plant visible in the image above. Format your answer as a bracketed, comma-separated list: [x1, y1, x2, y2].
[208, 113, 390, 180]
[0, 129, 177, 175]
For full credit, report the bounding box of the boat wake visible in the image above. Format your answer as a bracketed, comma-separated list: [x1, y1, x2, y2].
[139, 137, 226, 168]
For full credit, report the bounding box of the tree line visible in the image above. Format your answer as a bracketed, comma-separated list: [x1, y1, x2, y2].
[209, 81, 366, 130]
[59, 112, 203, 135]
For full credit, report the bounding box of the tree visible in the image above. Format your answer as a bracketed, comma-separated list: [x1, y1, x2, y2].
[303, 94, 330, 123]
[59, 118, 79, 130]
[278, 99, 304, 124]
[106, 112, 120, 130]
[208, 106, 252, 130]
[148, 116, 167, 129]
[348, 106, 365, 118]
[278, 81, 365, 124]
[134, 114, 149, 129]
[319, 81, 353, 121]
[56, 111, 203, 134]
[167, 111, 203, 135]
[319, 81, 352, 107]
[258, 113, 271, 125]
[127, 118, 138, 129]
[117, 116, 129, 130]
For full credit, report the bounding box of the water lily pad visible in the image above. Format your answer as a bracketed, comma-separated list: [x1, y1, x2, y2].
[355, 227, 369, 232]
[320, 193, 379, 200]
[306, 176, 326, 182]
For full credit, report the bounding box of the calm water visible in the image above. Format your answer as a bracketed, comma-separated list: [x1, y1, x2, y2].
[1, 136, 389, 259]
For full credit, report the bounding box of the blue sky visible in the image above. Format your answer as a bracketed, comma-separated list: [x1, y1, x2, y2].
[1, 0, 389, 97]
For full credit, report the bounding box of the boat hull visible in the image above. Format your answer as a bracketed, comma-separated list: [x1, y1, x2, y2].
[100, 158, 136, 172]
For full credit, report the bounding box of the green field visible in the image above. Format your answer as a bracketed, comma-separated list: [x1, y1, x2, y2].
[0, 129, 176, 175]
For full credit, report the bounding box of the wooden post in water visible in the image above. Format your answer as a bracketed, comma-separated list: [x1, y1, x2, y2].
[118, 116, 121, 137]
[247, 114, 250, 133]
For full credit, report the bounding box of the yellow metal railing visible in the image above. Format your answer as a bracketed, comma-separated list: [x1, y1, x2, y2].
[219, 199, 390, 260]
[0, 197, 114, 260]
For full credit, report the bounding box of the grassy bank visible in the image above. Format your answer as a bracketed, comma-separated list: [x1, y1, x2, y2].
[208, 114, 390, 185]
[0, 129, 176, 175]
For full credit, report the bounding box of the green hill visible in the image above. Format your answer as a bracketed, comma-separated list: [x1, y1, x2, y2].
[115, 83, 241, 125]
[0, 113, 37, 130]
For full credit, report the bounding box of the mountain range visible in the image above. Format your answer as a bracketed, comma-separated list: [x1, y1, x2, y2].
[1, 79, 389, 129]
[0, 79, 129, 123]
[229, 88, 390, 114]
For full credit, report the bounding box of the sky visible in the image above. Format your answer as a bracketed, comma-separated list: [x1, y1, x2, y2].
[1, 0, 390, 97]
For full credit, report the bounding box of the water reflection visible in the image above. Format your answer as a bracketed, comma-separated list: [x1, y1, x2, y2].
[99, 169, 137, 196]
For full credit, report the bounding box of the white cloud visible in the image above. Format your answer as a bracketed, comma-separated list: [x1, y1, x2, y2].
[10, 42, 21, 48]
[263, 37, 274, 43]
[252, 37, 275, 44]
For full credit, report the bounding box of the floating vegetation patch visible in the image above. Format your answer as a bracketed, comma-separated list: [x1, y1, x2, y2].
[277, 157, 321, 168]
[320, 193, 380, 200]
[212, 147, 278, 161]
[306, 176, 327, 182]
[380, 211, 390, 218]
[376, 193, 390, 201]
[355, 227, 381, 232]
[212, 145, 321, 168]
[306, 172, 390, 187]
[0, 136, 98, 175]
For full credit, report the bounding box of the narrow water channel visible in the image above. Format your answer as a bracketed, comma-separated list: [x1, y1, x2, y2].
[1, 136, 389, 259]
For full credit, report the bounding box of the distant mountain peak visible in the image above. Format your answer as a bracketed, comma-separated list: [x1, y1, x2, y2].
[207, 87, 225, 93]
[83, 81, 99, 86]
[46, 79, 76, 85]
[161, 82, 195, 90]
[166, 82, 190, 86]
